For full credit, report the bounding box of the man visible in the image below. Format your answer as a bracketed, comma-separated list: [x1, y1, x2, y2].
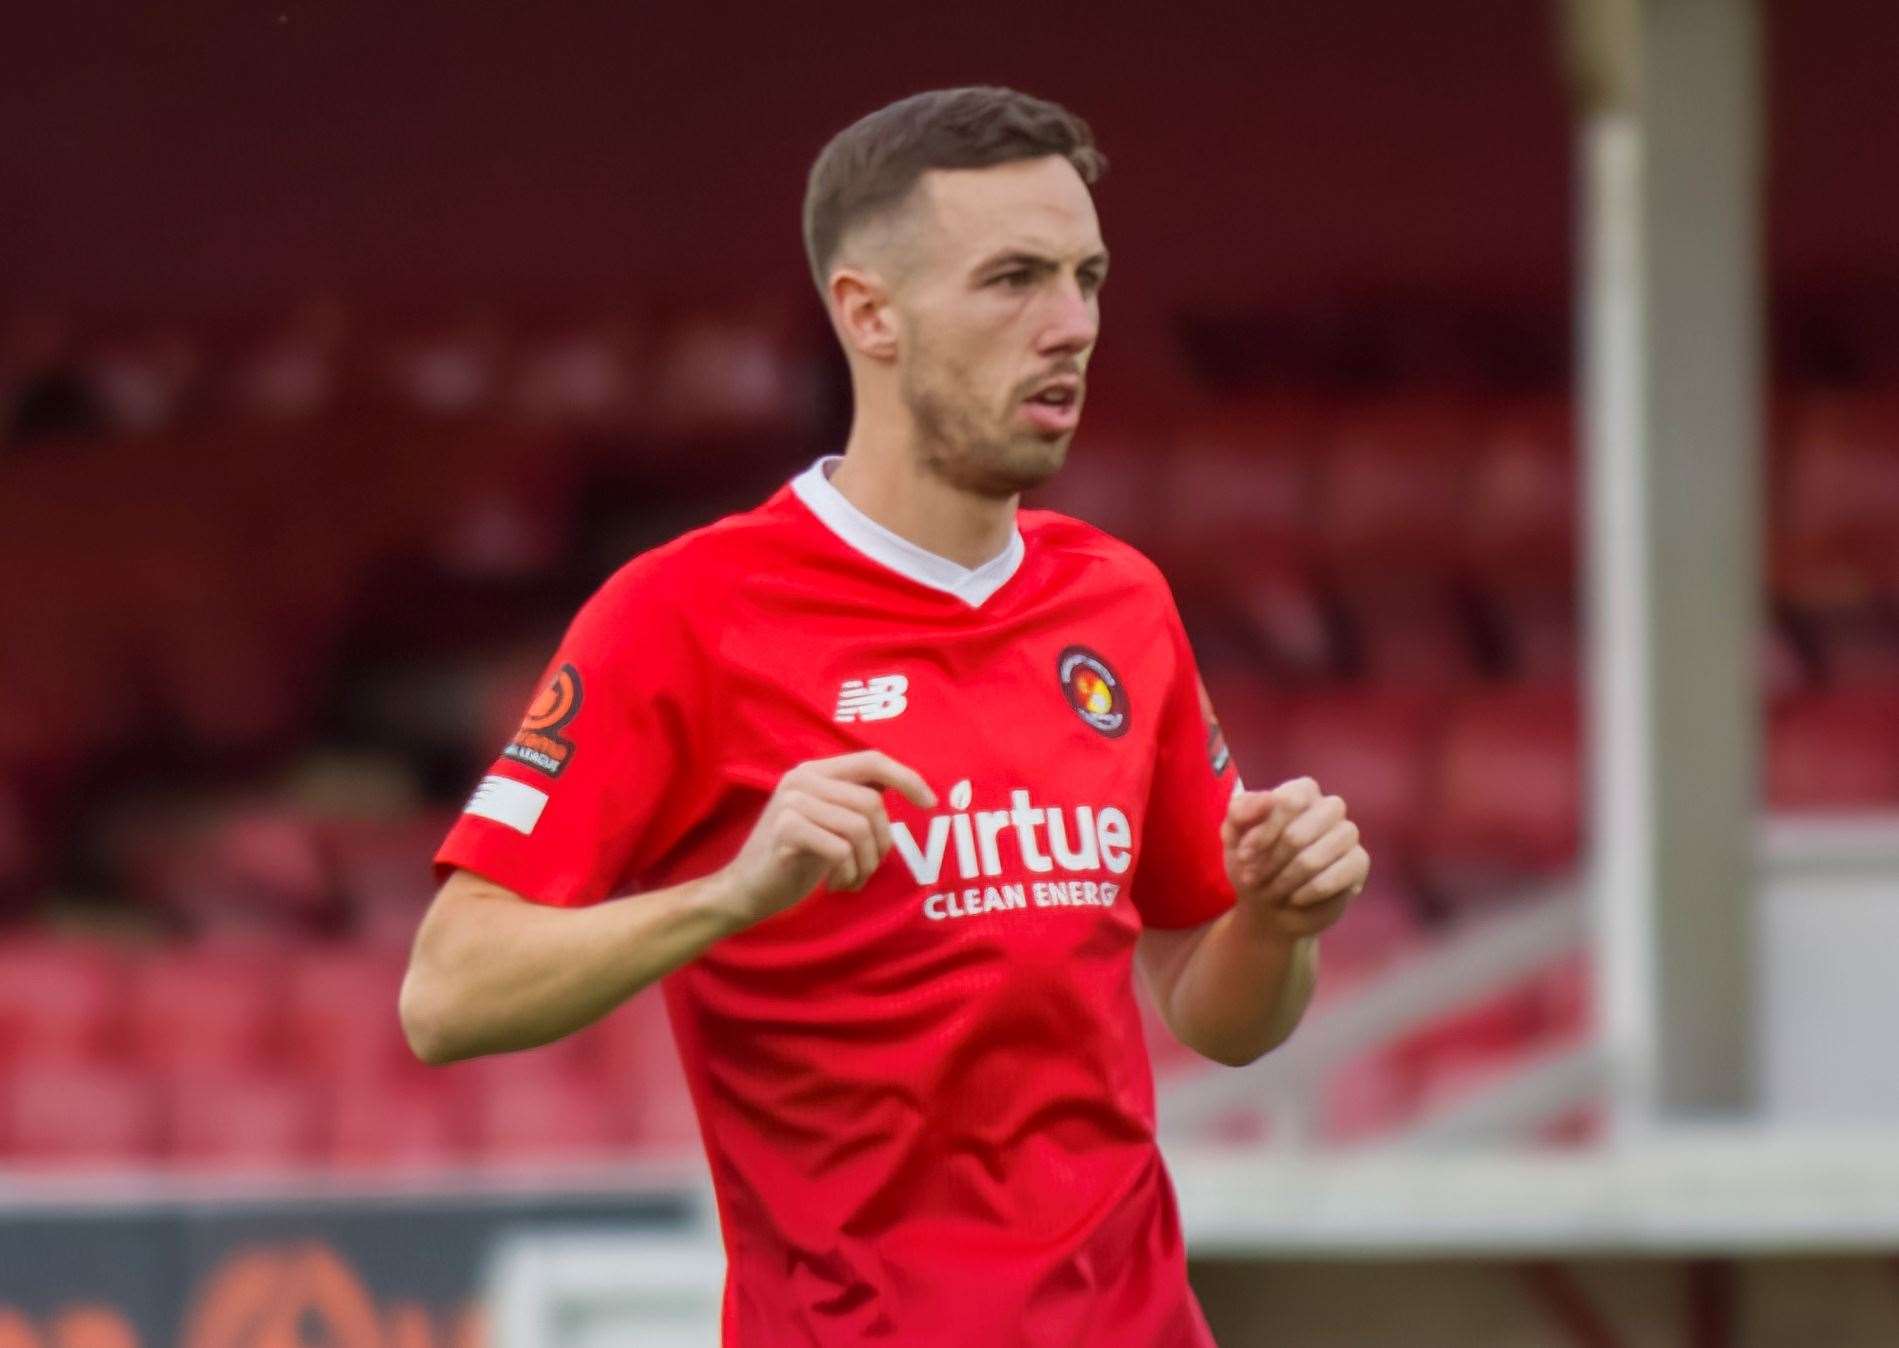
[402, 86, 1369, 1346]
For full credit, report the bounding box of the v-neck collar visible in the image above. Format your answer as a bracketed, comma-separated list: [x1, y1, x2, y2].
[789, 455, 1026, 609]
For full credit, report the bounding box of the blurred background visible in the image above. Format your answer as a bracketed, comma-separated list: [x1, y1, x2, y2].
[3, 0, 1898, 1343]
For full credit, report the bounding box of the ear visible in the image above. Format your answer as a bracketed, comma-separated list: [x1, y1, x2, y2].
[829, 265, 901, 363]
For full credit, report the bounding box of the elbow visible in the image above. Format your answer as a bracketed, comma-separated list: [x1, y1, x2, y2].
[398, 969, 467, 1066]
[1185, 1019, 1296, 1069]
[1199, 1039, 1273, 1070]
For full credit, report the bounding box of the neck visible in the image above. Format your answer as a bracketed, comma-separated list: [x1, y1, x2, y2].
[828, 418, 1019, 570]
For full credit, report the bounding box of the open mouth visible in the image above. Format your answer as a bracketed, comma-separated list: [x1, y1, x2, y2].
[1021, 382, 1082, 434]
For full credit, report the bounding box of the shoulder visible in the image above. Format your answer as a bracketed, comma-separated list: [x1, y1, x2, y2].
[590, 490, 799, 614]
[1019, 506, 1174, 596]
[573, 492, 801, 656]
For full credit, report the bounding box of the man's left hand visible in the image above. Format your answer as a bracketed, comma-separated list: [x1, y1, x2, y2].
[1221, 777, 1370, 942]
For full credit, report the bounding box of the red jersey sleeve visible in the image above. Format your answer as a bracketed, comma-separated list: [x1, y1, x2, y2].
[433, 555, 716, 907]
[1130, 598, 1244, 930]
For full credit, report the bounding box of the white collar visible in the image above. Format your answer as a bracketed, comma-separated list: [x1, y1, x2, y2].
[790, 455, 1026, 608]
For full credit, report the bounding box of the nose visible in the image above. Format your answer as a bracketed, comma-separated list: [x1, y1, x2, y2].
[1036, 277, 1098, 359]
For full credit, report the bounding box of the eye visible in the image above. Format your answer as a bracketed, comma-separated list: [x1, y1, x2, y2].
[993, 270, 1034, 289]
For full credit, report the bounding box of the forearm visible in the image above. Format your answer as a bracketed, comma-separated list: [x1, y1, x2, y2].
[400, 869, 744, 1063]
[1163, 905, 1319, 1067]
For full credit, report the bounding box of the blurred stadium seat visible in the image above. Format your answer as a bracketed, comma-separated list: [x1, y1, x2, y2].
[164, 1071, 320, 1168]
[0, 938, 125, 1068]
[1780, 392, 1899, 604]
[282, 946, 413, 1086]
[2, 295, 1895, 1178]
[1424, 687, 1582, 903]
[1265, 689, 1440, 870]
[327, 1079, 466, 1169]
[1766, 689, 1899, 809]
[577, 989, 701, 1147]
[2, 1064, 160, 1167]
[462, 1054, 628, 1163]
[126, 943, 285, 1078]
[1156, 400, 1325, 582]
[1466, 397, 1578, 681]
[1027, 421, 1171, 558]
[1316, 398, 1489, 683]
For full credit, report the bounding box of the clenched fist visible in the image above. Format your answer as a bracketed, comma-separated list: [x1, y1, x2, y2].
[714, 750, 936, 930]
[1221, 776, 1370, 941]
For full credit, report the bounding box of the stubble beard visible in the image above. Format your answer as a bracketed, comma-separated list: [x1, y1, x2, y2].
[900, 359, 1070, 499]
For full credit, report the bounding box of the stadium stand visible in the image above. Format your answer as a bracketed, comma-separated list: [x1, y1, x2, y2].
[1, 300, 1896, 1171]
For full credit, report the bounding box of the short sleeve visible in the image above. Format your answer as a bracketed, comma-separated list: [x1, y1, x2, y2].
[1130, 601, 1245, 930]
[433, 556, 714, 907]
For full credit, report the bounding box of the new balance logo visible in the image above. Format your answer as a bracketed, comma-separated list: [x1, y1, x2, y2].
[835, 673, 909, 723]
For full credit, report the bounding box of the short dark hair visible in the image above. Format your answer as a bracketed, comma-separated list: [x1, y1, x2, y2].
[802, 86, 1107, 296]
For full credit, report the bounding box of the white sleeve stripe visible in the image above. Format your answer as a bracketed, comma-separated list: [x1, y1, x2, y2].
[464, 775, 550, 835]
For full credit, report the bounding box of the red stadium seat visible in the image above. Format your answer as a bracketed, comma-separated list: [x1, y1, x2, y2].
[128, 804, 335, 937]
[1153, 400, 1327, 585]
[1767, 690, 1899, 809]
[325, 812, 458, 952]
[1801, 602, 1899, 687]
[647, 304, 810, 439]
[1196, 669, 1285, 795]
[576, 988, 700, 1148]
[374, 315, 506, 420]
[1319, 398, 1488, 682]
[1779, 392, 1899, 604]
[1530, 953, 1593, 1041]
[127, 943, 285, 1077]
[447, 1023, 598, 1095]
[1, 1064, 161, 1166]
[282, 946, 413, 1086]
[1320, 1049, 1422, 1143]
[1134, 974, 1205, 1081]
[508, 321, 644, 430]
[1227, 564, 1341, 679]
[1313, 878, 1426, 982]
[1268, 689, 1440, 866]
[1488, 590, 1578, 684]
[0, 938, 126, 1067]
[326, 1080, 465, 1169]
[1318, 396, 1482, 580]
[1026, 422, 1171, 557]
[164, 1071, 320, 1168]
[463, 1055, 628, 1163]
[1339, 584, 1486, 685]
[1391, 983, 1548, 1110]
[1465, 397, 1576, 588]
[1467, 398, 1579, 681]
[1424, 687, 1582, 895]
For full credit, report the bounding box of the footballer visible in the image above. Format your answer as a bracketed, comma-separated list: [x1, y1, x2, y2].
[402, 86, 1370, 1346]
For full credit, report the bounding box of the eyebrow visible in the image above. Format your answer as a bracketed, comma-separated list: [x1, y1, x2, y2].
[972, 248, 1111, 277]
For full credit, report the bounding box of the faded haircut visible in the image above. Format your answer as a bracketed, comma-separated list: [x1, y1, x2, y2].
[802, 86, 1106, 296]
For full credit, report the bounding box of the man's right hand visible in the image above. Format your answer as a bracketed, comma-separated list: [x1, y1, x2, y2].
[711, 750, 937, 930]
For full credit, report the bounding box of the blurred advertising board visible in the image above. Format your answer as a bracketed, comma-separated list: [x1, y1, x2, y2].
[0, 1179, 699, 1346]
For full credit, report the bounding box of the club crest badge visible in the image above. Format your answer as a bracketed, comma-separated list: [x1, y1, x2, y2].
[1057, 645, 1129, 738]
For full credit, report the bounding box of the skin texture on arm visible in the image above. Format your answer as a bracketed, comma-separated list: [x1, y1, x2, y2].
[1136, 777, 1368, 1068]
[399, 865, 745, 1064]
[401, 750, 935, 1065]
[1138, 917, 1319, 1069]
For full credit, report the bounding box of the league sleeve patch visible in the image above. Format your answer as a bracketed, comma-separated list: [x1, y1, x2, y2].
[1196, 676, 1234, 778]
[503, 663, 583, 777]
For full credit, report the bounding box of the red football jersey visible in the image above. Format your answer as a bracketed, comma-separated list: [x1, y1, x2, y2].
[436, 456, 1243, 1346]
